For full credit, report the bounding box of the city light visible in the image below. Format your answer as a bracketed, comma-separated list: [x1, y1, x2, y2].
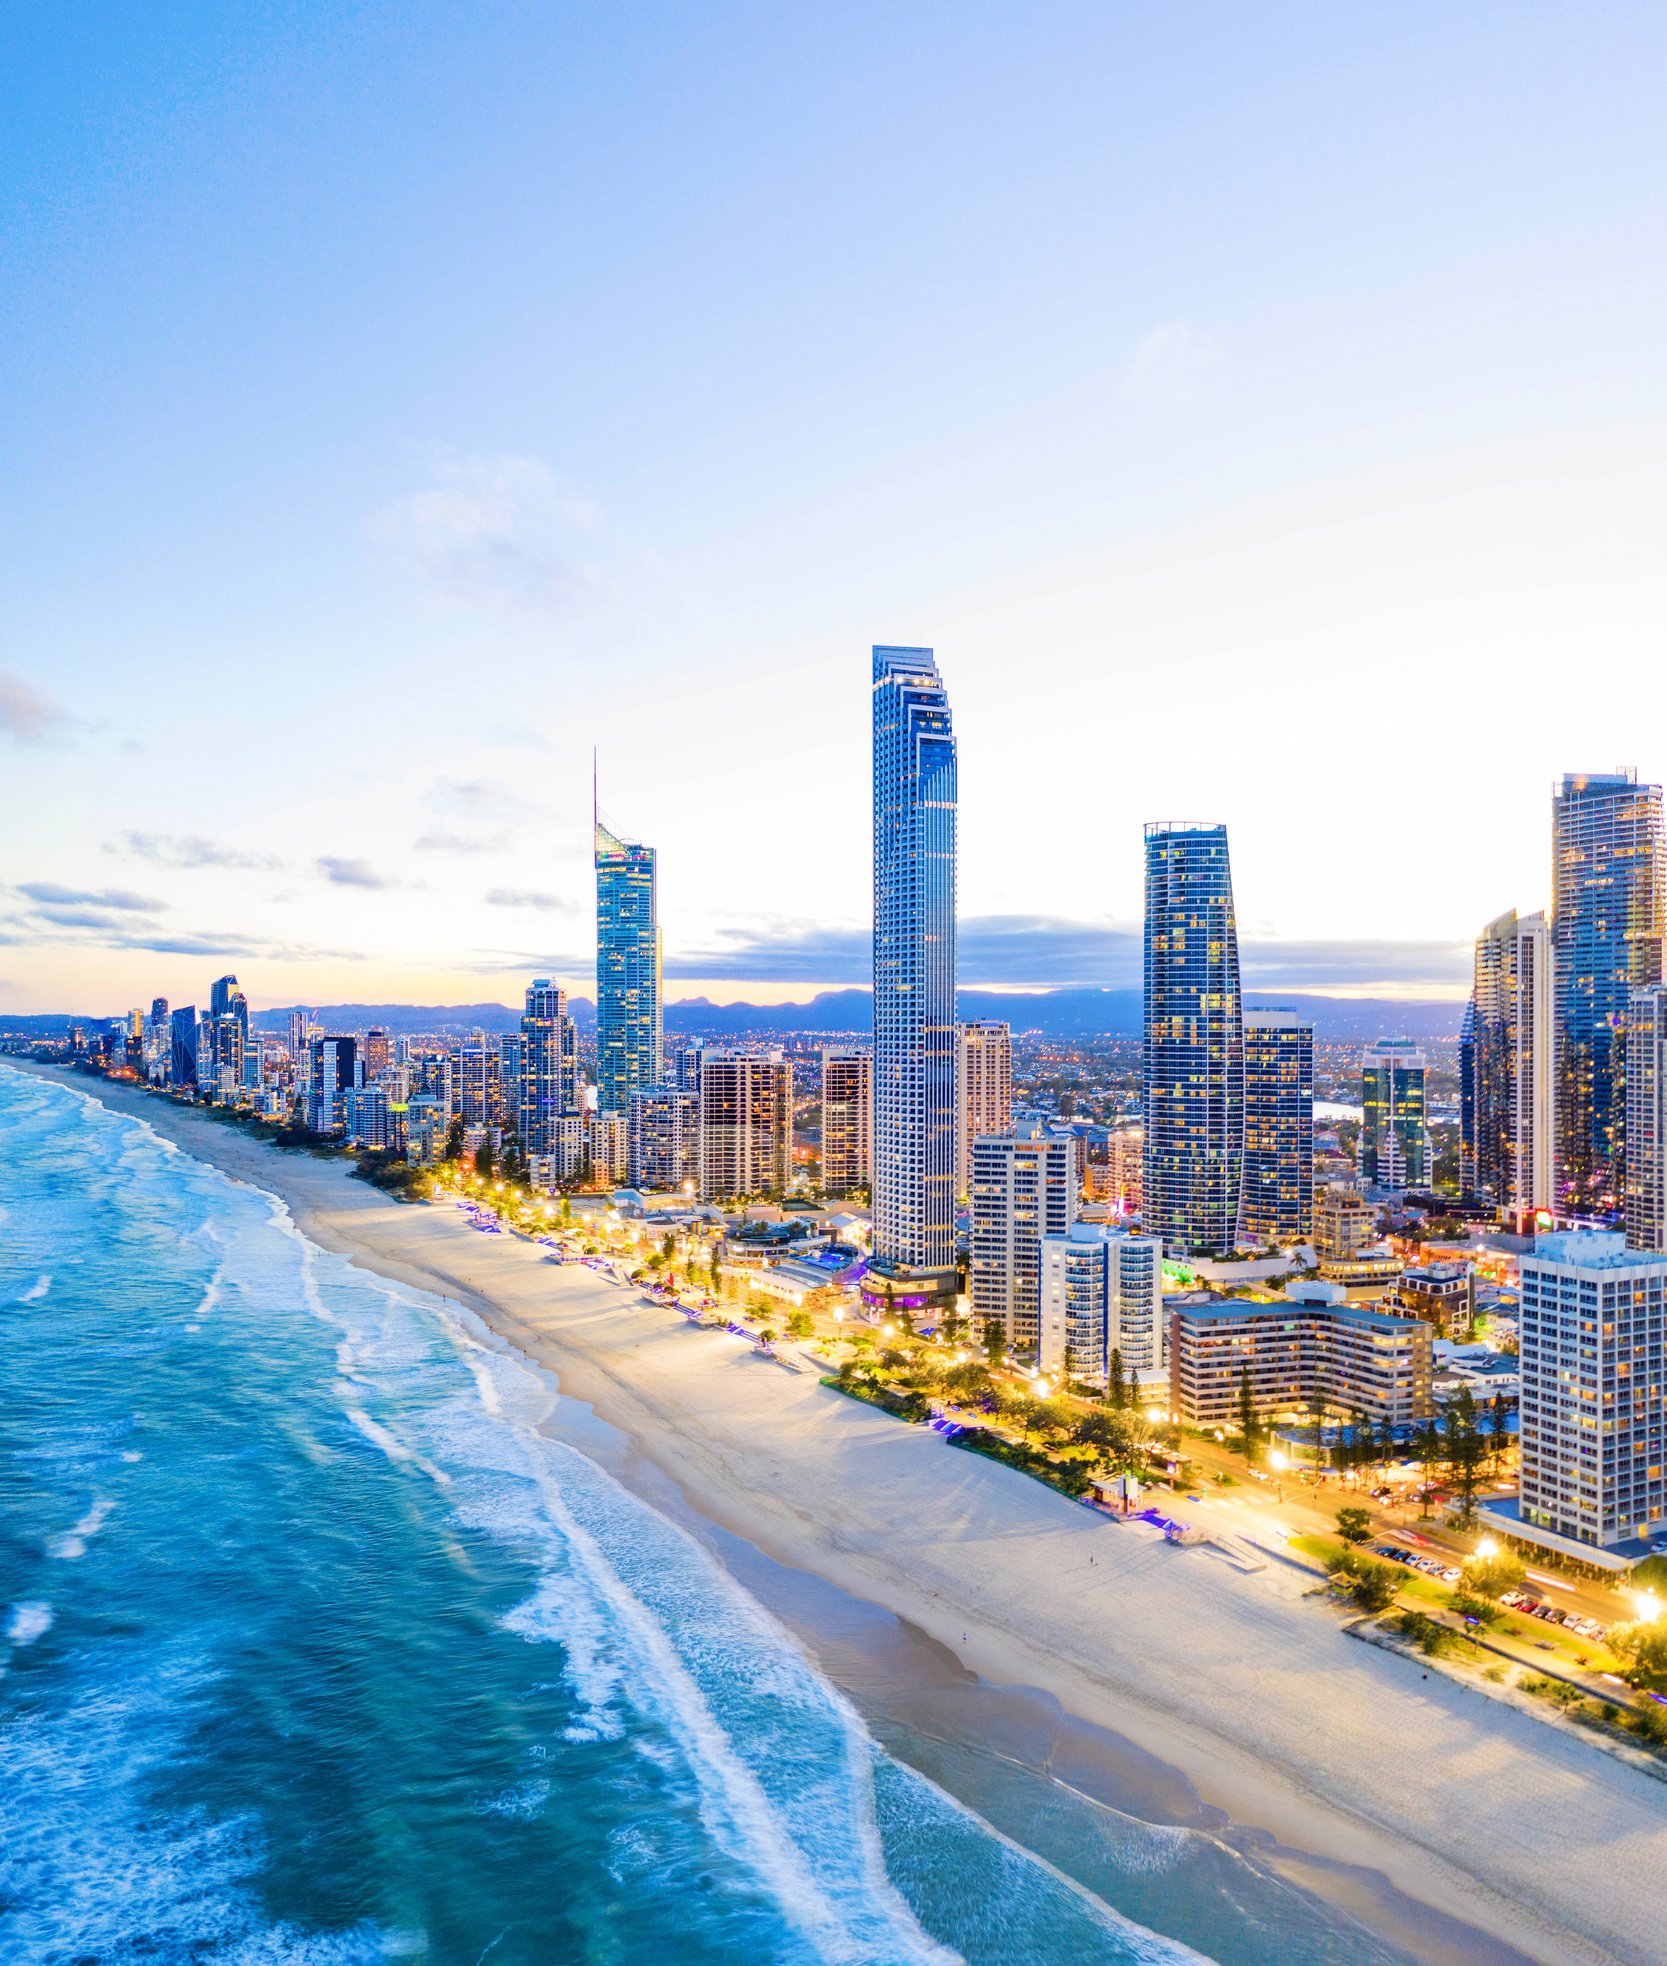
[1475, 1536, 1499, 1560]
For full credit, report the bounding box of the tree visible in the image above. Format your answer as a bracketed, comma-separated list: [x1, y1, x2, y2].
[1075, 1406, 1138, 1468]
[1107, 1349, 1128, 1412]
[475, 1136, 495, 1182]
[786, 1309, 814, 1339]
[1378, 1413, 1397, 1473]
[662, 1231, 676, 1260]
[1353, 1560, 1400, 1613]
[1442, 1387, 1488, 1523]
[1608, 1621, 1667, 1693]
[443, 1116, 464, 1163]
[1305, 1379, 1330, 1469]
[1460, 1549, 1526, 1600]
[1336, 1506, 1372, 1545]
[1486, 1393, 1512, 1471]
[1236, 1369, 1261, 1459]
[943, 1360, 996, 1407]
[983, 1319, 1006, 1366]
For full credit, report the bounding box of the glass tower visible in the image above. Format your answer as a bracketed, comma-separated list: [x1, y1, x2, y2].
[1468, 909, 1553, 1221]
[595, 813, 662, 1117]
[519, 979, 578, 1154]
[1552, 771, 1665, 1220]
[871, 645, 957, 1295]
[1361, 1038, 1429, 1189]
[1239, 1007, 1314, 1247]
[1143, 824, 1244, 1258]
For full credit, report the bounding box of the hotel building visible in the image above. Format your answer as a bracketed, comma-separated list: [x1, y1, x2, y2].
[956, 1020, 1012, 1197]
[596, 809, 663, 1117]
[1626, 985, 1667, 1252]
[1361, 1038, 1428, 1190]
[1465, 908, 1554, 1221]
[820, 1048, 872, 1196]
[1167, 1297, 1434, 1429]
[1239, 1007, 1314, 1247]
[1038, 1223, 1163, 1388]
[969, 1120, 1077, 1352]
[699, 1049, 793, 1202]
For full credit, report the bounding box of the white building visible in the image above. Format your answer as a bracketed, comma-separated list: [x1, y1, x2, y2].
[1487, 1231, 1667, 1567]
[628, 1084, 698, 1192]
[1038, 1223, 1164, 1389]
[956, 1020, 1012, 1197]
[1467, 908, 1554, 1221]
[1626, 984, 1667, 1253]
[969, 1119, 1076, 1352]
[698, 1049, 792, 1201]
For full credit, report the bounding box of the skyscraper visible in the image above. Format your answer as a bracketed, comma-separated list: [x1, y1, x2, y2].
[595, 805, 662, 1117]
[969, 1120, 1077, 1352]
[520, 979, 579, 1156]
[1361, 1038, 1429, 1190]
[628, 1084, 699, 1192]
[871, 645, 958, 1305]
[1142, 824, 1244, 1257]
[169, 1005, 198, 1090]
[1239, 1007, 1314, 1246]
[1552, 771, 1666, 1220]
[1038, 1223, 1164, 1389]
[697, 1050, 792, 1201]
[1467, 909, 1554, 1223]
[956, 1020, 1012, 1197]
[820, 1048, 872, 1197]
[1626, 985, 1667, 1253]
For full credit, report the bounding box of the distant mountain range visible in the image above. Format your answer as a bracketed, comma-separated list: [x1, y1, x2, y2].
[6, 990, 1464, 1043]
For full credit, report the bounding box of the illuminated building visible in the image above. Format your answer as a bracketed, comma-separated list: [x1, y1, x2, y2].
[871, 646, 958, 1305]
[308, 1036, 359, 1135]
[820, 1049, 872, 1196]
[1106, 1126, 1143, 1213]
[969, 1120, 1076, 1352]
[169, 1005, 198, 1090]
[1552, 771, 1665, 1219]
[1626, 985, 1667, 1252]
[588, 1108, 630, 1185]
[1361, 1038, 1428, 1190]
[956, 1021, 1012, 1197]
[1466, 909, 1553, 1223]
[1397, 1261, 1474, 1336]
[363, 1028, 392, 1085]
[1038, 1223, 1163, 1388]
[1143, 823, 1244, 1257]
[1314, 1184, 1374, 1260]
[1239, 1008, 1313, 1246]
[595, 805, 663, 1117]
[1167, 1297, 1433, 1429]
[628, 1084, 698, 1192]
[698, 1050, 792, 1201]
[520, 980, 579, 1155]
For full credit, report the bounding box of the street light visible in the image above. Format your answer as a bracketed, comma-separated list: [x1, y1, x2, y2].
[1475, 1536, 1499, 1561]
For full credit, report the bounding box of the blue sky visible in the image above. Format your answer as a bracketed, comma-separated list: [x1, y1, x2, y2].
[4, 4, 1665, 1011]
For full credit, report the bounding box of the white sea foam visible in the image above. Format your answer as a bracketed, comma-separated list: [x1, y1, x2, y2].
[342, 1408, 453, 1488]
[19, 1275, 51, 1303]
[47, 1496, 114, 1561]
[5, 1601, 53, 1647]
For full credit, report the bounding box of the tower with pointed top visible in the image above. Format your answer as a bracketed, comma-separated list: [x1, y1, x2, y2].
[595, 792, 662, 1118]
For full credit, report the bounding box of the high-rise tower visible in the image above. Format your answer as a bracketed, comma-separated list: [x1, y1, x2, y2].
[871, 645, 958, 1304]
[520, 978, 578, 1155]
[595, 793, 663, 1118]
[1143, 824, 1244, 1257]
[1552, 771, 1665, 1220]
[1239, 1007, 1314, 1246]
[1468, 909, 1554, 1224]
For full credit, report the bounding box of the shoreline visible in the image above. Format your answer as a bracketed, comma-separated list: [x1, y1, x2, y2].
[9, 1060, 1665, 1966]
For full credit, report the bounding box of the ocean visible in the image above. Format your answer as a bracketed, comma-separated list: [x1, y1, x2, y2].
[0, 1069, 1471, 1966]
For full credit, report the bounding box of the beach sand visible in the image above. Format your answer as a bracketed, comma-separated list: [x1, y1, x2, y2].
[11, 1060, 1667, 1966]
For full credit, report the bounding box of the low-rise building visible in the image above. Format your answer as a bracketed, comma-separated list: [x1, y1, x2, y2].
[1398, 1261, 1474, 1336]
[1167, 1297, 1434, 1428]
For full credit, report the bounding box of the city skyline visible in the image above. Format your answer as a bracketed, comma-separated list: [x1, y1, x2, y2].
[6, 9, 1667, 1013]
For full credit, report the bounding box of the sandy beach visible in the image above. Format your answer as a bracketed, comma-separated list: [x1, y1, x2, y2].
[12, 1059, 1667, 1966]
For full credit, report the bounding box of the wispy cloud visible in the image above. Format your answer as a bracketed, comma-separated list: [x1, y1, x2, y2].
[17, 882, 163, 912]
[1119, 322, 1224, 407]
[109, 831, 284, 871]
[316, 856, 397, 890]
[414, 831, 507, 856]
[368, 452, 603, 609]
[422, 775, 532, 818]
[0, 671, 78, 746]
[485, 888, 576, 913]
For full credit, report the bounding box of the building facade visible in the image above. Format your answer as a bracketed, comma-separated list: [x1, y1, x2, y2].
[969, 1119, 1077, 1352]
[596, 813, 663, 1116]
[520, 979, 579, 1155]
[1167, 1298, 1434, 1429]
[1143, 823, 1244, 1256]
[871, 645, 958, 1300]
[1038, 1223, 1163, 1388]
[1239, 1007, 1314, 1247]
[169, 1005, 198, 1090]
[820, 1048, 872, 1196]
[628, 1085, 699, 1192]
[1466, 908, 1554, 1221]
[1626, 985, 1667, 1252]
[1512, 1232, 1667, 1558]
[956, 1020, 1012, 1197]
[1361, 1038, 1428, 1190]
[308, 1036, 359, 1135]
[1552, 771, 1666, 1221]
[698, 1049, 793, 1201]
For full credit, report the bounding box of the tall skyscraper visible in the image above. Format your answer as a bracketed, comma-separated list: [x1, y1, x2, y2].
[1626, 985, 1667, 1253]
[520, 979, 579, 1155]
[1142, 824, 1244, 1257]
[698, 1050, 792, 1201]
[1552, 771, 1666, 1220]
[1239, 1007, 1314, 1247]
[1467, 909, 1554, 1223]
[871, 645, 958, 1305]
[363, 1028, 392, 1085]
[956, 1020, 1012, 1196]
[969, 1120, 1077, 1352]
[205, 973, 248, 1094]
[308, 1036, 359, 1135]
[169, 1005, 198, 1090]
[820, 1048, 872, 1197]
[595, 804, 662, 1117]
[1505, 1232, 1667, 1558]
[1361, 1038, 1429, 1190]
[628, 1084, 699, 1192]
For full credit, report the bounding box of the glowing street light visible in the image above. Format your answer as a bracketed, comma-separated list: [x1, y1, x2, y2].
[1629, 1590, 1662, 1624]
[1269, 1449, 1289, 1472]
[1475, 1536, 1499, 1560]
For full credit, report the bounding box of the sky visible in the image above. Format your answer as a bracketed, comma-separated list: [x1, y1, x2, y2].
[3, 3, 1665, 1015]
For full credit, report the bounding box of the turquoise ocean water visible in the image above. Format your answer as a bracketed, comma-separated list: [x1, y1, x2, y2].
[0, 1070, 1444, 1966]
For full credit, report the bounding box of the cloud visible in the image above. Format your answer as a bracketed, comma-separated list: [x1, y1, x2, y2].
[368, 452, 603, 609]
[486, 888, 576, 913]
[28, 905, 144, 930]
[1119, 322, 1224, 407]
[316, 856, 396, 890]
[414, 831, 508, 855]
[0, 671, 77, 745]
[17, 882, 164, 912]
[422, 775, 532, 818]
[109, 831, 284, 871]
[1241, 937, 1470, 992]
